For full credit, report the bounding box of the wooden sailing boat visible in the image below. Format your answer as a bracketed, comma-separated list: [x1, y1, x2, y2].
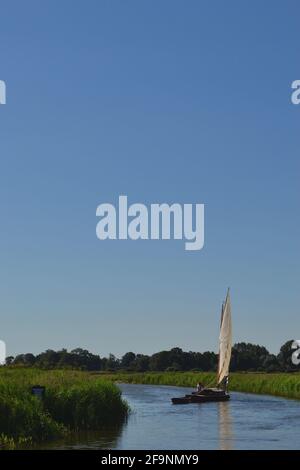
[171, 289, 232, 404]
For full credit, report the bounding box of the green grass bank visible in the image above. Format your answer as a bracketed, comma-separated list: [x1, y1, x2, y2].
[0, 369, 129, 449]
[100, 371, 300, 400]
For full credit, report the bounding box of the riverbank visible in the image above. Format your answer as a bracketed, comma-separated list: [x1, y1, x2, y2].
[100, 371, 300, 400]
[2, 369, 299, 449]
[0, 369, 129, 449]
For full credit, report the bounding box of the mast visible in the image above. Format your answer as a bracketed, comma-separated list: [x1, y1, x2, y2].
[217, 301, 225, 384]
[217, 289, 232, 390]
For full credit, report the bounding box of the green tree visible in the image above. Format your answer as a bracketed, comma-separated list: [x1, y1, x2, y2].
[277, 340, 298, 371]
[121, 352, 136, 369]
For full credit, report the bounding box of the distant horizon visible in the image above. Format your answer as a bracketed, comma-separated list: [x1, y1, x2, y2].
[8, 336, 293, 359]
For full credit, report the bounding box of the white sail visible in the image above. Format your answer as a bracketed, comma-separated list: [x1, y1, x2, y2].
[217, 290, 232, 386]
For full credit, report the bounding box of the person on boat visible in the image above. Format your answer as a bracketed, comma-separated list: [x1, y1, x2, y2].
[224, 376, 229, 391]
[196, 382, 204, 393]
[219, 376, 229, 392]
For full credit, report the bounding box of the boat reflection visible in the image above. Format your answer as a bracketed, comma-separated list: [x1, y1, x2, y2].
[218, 401, 234, 450]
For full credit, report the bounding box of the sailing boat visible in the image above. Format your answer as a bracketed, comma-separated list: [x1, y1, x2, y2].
[171, 289, 232, 404]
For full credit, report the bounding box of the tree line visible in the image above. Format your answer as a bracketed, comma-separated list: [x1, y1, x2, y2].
[5, 340, 298, 373]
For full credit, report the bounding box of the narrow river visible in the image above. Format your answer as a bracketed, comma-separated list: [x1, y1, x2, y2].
[37, 383, 300, 450]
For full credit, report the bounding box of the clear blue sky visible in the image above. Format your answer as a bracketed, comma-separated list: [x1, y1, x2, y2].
[0, 1, 299, 357]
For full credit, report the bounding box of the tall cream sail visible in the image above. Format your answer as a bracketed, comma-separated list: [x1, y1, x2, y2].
[217, 290, 232, 386]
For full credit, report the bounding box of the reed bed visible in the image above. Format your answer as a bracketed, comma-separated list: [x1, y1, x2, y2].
[0, 369, 129, 449]
[102, 371, 300, 400]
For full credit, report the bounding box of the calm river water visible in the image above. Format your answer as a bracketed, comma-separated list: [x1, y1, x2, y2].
[37, 383, 300, 450]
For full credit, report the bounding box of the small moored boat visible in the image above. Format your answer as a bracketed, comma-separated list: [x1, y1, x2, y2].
[171, 289, 232, 405]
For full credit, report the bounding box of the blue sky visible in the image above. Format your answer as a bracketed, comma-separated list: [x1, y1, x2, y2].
[0, 1, 299, 357]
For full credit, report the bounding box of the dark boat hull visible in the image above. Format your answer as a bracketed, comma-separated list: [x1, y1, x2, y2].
[189, 393, 230, 403]
[171, 388, 230, 404]
[171, 397, 191, 404]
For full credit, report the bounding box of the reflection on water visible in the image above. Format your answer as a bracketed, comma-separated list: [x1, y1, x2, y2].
[33, 383, 300, 450]
[218, 401, 234, 450]
[30, 421, 126, 450]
